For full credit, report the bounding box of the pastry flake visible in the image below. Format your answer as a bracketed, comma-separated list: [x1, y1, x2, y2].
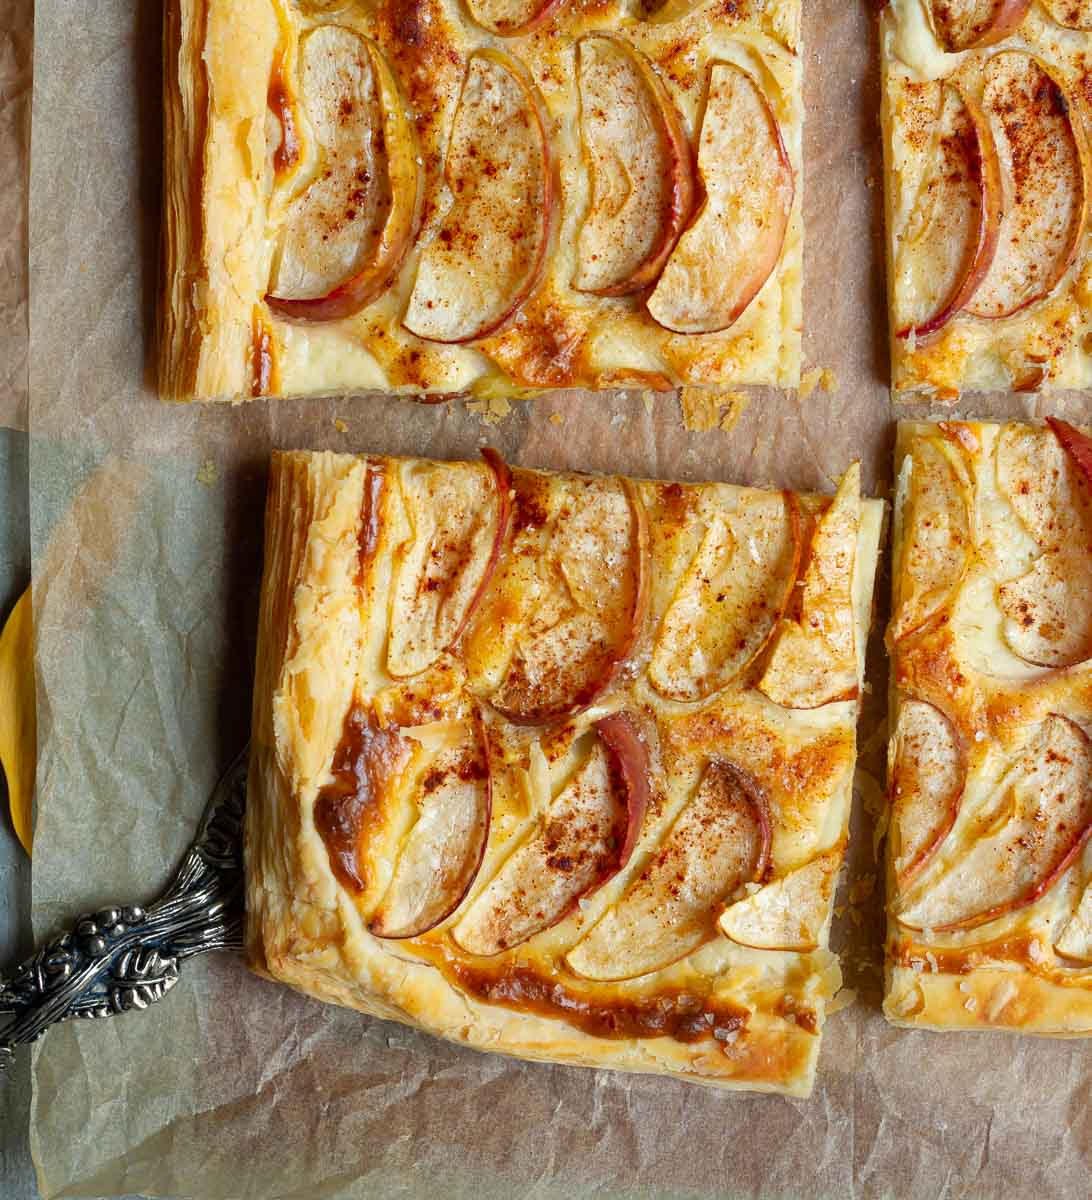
[885, 420, 1092, 1036]
[160, 0, 804, 401]
[880, 1, 1092, 396]
[246, 450, 883, 1095]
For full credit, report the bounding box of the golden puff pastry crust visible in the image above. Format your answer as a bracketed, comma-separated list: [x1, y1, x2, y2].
[246, 449, 883, 1095]
[880, 1, 1092, 397]
[160, 0, 804, 402]
[885, 420, 1092, 1036]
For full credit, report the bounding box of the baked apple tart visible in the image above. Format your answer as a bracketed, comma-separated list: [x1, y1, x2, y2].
[246, 450, 882, 1094]
[160, 0, 803, 401]
[885, 419, 1092, 1035]
[880, 0, 1092, 396]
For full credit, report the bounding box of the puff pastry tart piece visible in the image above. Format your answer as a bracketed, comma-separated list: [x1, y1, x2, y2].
[159, 0, 804, 401]
[246, 450, 883, 1095]
[885, 420, 1092, 1036]
[879, 1, 1092, 397]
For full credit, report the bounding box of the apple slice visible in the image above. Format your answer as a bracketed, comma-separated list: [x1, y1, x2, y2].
[758, 464, 861, 710]
[718, 850, 840, 953]
[573, 34, 693, 297]
[897, 714, 1092, 933]
[1042, 0, 1092, 28]
[451, 719, 647, 956]
[889, 699, 966, 891]
[1055, 881, 1092, 961]
[649, 491, 800, 703]
[369, 720, 491, 939]
[965, 53, 1089, 320]
[465, 474, 649, 725]
[647, 62, 794, 335]
[466, 0, 563, 37]
[1047, 417, 1092, 488]
[313, 703, 413, 898]
[267, 28, 421, 322]
[894, 83, 1002, 340]
[404, 51, 552, 344]
[889, 437, 972, 643]
[566, 760, 770, 981]
[387, 453, 511, 679]
[996, 424, 1092, 668]
[925, 0, 1032, 50]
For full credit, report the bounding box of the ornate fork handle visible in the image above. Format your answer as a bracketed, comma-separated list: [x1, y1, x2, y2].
[0, 750, 248, 1068]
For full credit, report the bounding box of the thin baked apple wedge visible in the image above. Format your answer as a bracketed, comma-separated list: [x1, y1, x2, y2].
[965, 53, 1089, 321]
[896, 714, 1092, 933]
[894, 83, 1002, 340]
[758, 464, 860, 710]
[404, 51, 552, 344]
[573, 34, 693, 297]
[466, 0, 563, 37]
[1055, 881, 1092, 962]
[925, 0, 1032, 51]
[996, 423, 1092, 668]
[649, 491, 800, 703]
[267, 28, 421, 322]
[889, 699, 966, 891]
[647, 62, 794, 335]
[451, 714, 648, 955]
[462, 474, 649, 725]
[889, 435, 972, 642]
[718, 850, 840, 953]
[566, 760, 770, 981]
[369, 719, 491, 939]
[387, 452, 511, 679]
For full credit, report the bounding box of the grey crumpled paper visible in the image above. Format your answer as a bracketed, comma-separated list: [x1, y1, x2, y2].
[24, 0, 1091, 1196]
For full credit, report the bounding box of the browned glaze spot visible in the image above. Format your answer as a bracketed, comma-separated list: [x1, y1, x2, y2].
[893, 934, 1048, 977]
[250, 314, 277, 397]
[314, 703, 407, 892]
[268, 54, 300, 176]
[357, 462, 386, 583]
[448, 961, 750, 1046]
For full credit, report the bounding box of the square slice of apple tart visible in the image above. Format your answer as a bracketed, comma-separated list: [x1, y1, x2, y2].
[246, 450, 882, 1095]
[160, 0, 803, 401]
[885, 420, 1092, 1035]
[880, 1, 1092, 397]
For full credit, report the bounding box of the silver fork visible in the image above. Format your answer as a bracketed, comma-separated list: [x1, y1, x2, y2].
[0, 749, 248, 1067]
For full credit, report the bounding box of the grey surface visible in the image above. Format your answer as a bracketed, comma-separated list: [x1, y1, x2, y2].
[1, 426, 35, 1199]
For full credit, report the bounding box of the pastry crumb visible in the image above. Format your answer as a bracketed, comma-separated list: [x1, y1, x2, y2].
[467, 396, 512, 426]
[549, 411, 563, 425]
[680, 386, 749, 433]
[333, 417, 349, 433]
[800, 367, 837, 399]
[827, 988, 857, 1015]
[642, 390, 656, 416]
[196, 459, 219, 487]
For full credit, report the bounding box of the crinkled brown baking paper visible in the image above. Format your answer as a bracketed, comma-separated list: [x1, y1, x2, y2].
[24, 0, 1091, 1196]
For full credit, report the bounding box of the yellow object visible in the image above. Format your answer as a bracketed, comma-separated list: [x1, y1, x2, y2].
[0, 586, 35, 854]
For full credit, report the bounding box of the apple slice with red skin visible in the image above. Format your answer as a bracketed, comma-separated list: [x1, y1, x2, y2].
[925, 0, 1032, 51]
[387, 451, 512, 679]
[897, 714, 1092, 933]
[1047, 418, 1092, 489]
[964, 53, 1089, 321]
[464, 474, 650, 726]
[566, 760, 771, 982]
[369, 716, 492, 939]
[451, 713, 649, 956]
[267, 28, 421, 322]
[996, 423, 1092, 669]
[573, 34, 693, 297]
[649, 490, 801, 703]
[404, 51, 553, 344]
[895, 84, 1002, 340]
[889, 436, 972, 643]
[647, 62, 794, 335]
[1042, 0, 1092, 28]
[466, 0, 564, 37]
[889, 699, 966, 892]
[758, 463, 861, 710]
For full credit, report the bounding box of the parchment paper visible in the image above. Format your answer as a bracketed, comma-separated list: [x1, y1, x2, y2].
[24, 0, 1091, 1196]
[0, 0, 30, 430]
